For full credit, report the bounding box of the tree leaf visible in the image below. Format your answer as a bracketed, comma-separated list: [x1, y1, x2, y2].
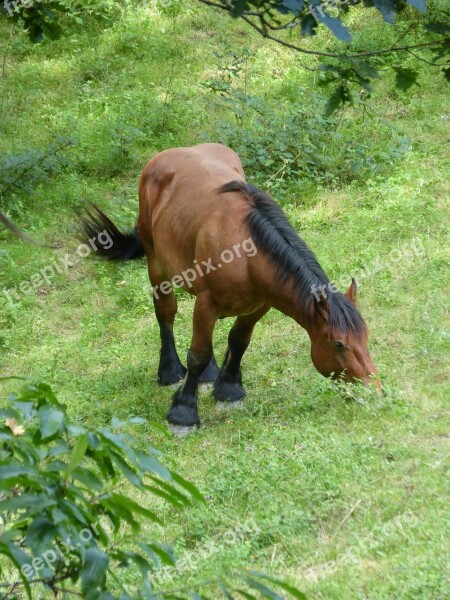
[279, 0, 305, 16]
[135, 450, 171, 480]
[0, 542, 32, 599]
[309, 1, 352, 41]
[109, 493, 163, 525]
[140, 542, 176, 566]
[248, 572, 307, 599]
[300, 13, 318, 36]
[405, 0, 426, 12]
[425, 22, 450, 35]
[170, 471, 205, 503]
[25, 517, 56, 556]
[395, 68, 419, 91]
[65, 433, 88, 476]
[324, 84, 349, 116]
[243, 577, 284, 600]
[81, 546, 109, 590]
[39, 405, 65, 440]
[371, 0, 397, 24]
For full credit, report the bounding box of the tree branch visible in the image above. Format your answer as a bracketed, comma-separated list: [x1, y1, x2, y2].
[197, 0, 445, 60]
[0, 139, 72, 247]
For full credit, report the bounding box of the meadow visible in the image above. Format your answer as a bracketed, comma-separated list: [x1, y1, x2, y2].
[0, 1, 449, 598]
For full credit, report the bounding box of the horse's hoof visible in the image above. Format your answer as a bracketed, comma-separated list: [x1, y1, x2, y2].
[213, 379, 246, 403]
[157, 371, 187, 387]
[167, 401, 200, 430]
[168, 424, 197, 436]
[216, 400, 244, 410]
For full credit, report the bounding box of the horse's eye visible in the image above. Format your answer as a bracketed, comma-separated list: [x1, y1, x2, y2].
[333, 340, 345, 350]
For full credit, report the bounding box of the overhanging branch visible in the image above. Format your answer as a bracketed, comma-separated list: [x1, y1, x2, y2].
[197, 0, 444, 60]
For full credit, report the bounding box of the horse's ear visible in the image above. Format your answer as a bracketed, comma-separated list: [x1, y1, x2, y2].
[314, 295, 329, 322]
[345, 278, 357, 304]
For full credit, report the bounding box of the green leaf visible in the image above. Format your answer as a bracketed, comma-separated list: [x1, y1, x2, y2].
[371, 0, 396, 24]
[143, 482, 186, 509]
[425, 22, 450, 35]
[218, 583, 235, 600]
[0, 542, 32, 599]
[235, 590, 257, 600]
[100, 497, 140, 532]
[109, 450, 142, 488]
[25, 517, 56, 555]
[0, 464, 36, 485]
[0, 493, 55, 513]
[39, 405, 65, 440]
[170, 471, 205, 503]
[243, 577, 284, 600]
[71, 466, 104, 491]
[279, 0, 304, 15]
[140, 542, 176, 566]
[248, 572, 307, 599]
[300, 14, 318, 37]
[109, 493, 163, 525]
[135, 450, 171, 480]
[324, 84, 349, 116]
[111, 416, 146, 429]
[65, 433, 88, 476]
[395, 68, 419, 91]
[309, 1, 351, 42]
[123, 551, 152, 578]
[81, 547, 109, 590]
[405, 0, 426, 12]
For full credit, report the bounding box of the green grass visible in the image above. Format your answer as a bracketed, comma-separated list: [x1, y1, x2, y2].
[1, 2, 449, 598]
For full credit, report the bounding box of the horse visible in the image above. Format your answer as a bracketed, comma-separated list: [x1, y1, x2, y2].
[79, 143, 381, 432]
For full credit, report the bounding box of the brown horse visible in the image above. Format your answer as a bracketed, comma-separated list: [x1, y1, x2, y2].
[80, 143, 381, 432]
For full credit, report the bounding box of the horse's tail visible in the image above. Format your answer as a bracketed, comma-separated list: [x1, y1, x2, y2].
[1, 209, 54, 247]
[77, 204, 145, 260]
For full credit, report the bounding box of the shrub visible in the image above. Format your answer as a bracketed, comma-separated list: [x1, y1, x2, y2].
[0, 379, 305, 600]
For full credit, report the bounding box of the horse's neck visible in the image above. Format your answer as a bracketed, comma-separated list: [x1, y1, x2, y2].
[264, 273, 315, 334]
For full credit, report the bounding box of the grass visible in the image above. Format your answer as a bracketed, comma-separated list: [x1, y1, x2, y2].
[0, 2, 449, 598]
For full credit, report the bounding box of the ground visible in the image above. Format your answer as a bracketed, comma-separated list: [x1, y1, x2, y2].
[0, 2, 449, 598]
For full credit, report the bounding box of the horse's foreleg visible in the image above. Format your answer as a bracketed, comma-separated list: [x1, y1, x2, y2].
[167, 293, 217, 430]
[148, 261, 186, 385]
[214, 305, 270, 403]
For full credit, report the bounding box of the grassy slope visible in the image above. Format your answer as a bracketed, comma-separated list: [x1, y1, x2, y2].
[0, 3, 449, 598]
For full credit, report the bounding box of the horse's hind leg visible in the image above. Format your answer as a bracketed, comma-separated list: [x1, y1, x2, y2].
[167, 292, 217, 430]
[147, 261, 186, 386]
[214, 305, 269, 403]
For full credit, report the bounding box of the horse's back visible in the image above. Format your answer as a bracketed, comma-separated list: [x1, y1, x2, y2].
[142, 143, 244, 190]
[138, 143, 248, 248]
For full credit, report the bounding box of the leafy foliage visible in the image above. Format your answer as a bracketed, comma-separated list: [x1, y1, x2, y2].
[0, 137, 74, 200]
[197, 0, 450, 111]
[0, 0, 116, 43]
[0, 1, 448, 112]
[202, 48, 410, 195]
[0, 379, 305, 599]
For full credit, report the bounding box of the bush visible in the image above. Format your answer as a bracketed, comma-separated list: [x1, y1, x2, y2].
[0, 379, 305, 600]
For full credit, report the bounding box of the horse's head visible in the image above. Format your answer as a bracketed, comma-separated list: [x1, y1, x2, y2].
[309, 279, 382, 392]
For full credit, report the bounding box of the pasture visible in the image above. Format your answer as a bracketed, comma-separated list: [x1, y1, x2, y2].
[0, 2, 448, 598]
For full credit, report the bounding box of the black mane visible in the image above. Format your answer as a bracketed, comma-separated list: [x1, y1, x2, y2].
[219, 181, 366, 336]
